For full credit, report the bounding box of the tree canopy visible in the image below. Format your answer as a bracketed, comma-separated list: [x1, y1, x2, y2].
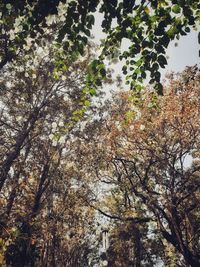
[0, 0, 199, 92]
[76, 66, 200, 266]
[0, 1, 199, 266]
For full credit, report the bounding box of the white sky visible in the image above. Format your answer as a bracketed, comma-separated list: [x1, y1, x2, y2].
[165, 30, 199, 72]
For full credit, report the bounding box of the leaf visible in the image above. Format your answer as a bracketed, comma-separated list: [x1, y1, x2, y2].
[100, 68, 106, 77]
[135, 58, 143, 67]
[89, 88, 96, 95]
[157, 55, 167, 68]
[185, 27, 190, 33]
[155, 44, 165, 54]
[141, 71, 146, 79]
[144, 6, 150, 14]
[134, 68, 141, 74]
[154, 71, 161, 82]
[152, 63, 159, 71]
[87, 14, 95, 28]
[122, 65, 127, 74]
[172, 5, 181, 14]
[84, 29, 91, 37]
[160, 34, 170, 48]
[84, 100, 90, 107]
[155, 83, 163, 95]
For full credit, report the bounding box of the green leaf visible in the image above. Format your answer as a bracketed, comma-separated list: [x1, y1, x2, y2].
[84, 29, 91, 37]
[89, 88, 96, 96]
[167, 26, 178, 39]
[155, 44, 165, 54]
[172, 5, 181, 14]
[134, 68, 141, 74]
[122, 65, 127, 74]
[185, 27, 190, 33]
[87, 15, 95, 29]
[84, 100, 90, 107]
[157, 55, 167, 68]
[154, 71, 161, 82]
[152, 63, 159, 71]
[135, 58, 143, 67]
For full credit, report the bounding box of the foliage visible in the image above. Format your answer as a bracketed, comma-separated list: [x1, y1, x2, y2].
[76, 66, 200, 267]
[0, 0, 199, 92]
[0, 41, 99, 266]
[0, 2, 199, 263]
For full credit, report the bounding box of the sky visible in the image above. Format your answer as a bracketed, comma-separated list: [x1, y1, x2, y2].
[163, 30, 199, 73]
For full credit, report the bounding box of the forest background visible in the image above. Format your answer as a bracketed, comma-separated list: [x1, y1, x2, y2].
[0, 1, 199, 267]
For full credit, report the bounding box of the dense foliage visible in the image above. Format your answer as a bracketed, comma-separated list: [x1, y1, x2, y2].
[74, 66, 200, 267]
[0, 42, 99, 266]
[0, 1, 199, 266]
[0, 46, 199, 266]
[0, 0, 199, 92]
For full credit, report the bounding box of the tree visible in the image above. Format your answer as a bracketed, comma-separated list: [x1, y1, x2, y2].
[0, 0, 199, 92]
[0, 1, 199, 262]
[82, 66, 200, 266]
[0, 39, 99, 266]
